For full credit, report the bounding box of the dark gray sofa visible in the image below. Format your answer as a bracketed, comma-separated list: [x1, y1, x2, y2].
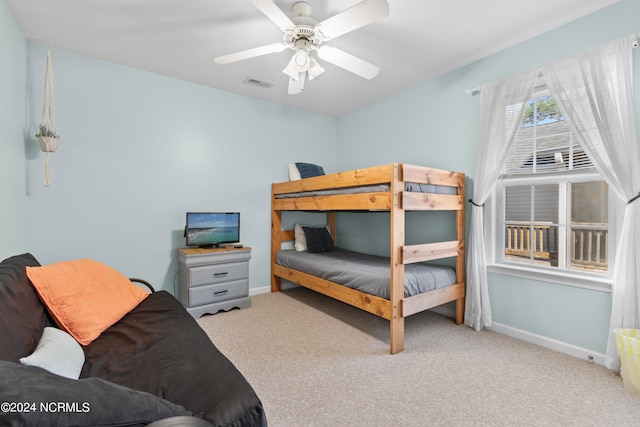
[0, 253, 267, 427]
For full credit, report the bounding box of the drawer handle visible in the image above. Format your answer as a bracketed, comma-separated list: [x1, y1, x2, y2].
[213, 289, 229, 297]
[213, 272, 228, 277]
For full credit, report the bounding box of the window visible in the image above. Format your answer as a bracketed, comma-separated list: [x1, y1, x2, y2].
[494, 84, 612, 278]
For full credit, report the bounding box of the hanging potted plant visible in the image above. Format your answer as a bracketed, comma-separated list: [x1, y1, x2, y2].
[35, 123, 59, 153]
[37, 43, 58, 187]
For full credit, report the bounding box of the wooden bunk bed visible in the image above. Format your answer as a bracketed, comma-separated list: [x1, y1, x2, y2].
[271, 162, 465, 354]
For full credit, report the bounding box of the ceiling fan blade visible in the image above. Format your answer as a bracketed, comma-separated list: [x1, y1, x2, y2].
[317, 46, 380, 79]
[249, 0, 296, 32]
[288, 72, 306, 95]
[214, 43, 285, 64]
[315, 0, 389, 41]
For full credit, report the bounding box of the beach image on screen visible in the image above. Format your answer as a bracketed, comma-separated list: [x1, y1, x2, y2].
[187, 213, 239, 245]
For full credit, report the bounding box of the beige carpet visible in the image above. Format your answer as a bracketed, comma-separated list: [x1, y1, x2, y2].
[197, 287, 640, 426]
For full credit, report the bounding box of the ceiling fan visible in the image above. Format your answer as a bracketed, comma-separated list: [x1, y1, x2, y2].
[214, 0, 389, 94]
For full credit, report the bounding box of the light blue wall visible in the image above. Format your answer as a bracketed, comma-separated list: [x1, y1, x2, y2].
[337, 0, 640, 354]
[25, 44, 337, 292]
[0, 1, 28, 260]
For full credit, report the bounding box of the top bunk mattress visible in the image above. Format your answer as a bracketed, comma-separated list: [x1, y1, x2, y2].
[274, 182, 457, 199]
[275, 248, 456, 299]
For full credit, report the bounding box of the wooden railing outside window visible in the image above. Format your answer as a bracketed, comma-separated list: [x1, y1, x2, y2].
[504, 221, 607, 271]
[505, 221, 553, 260]
[570, 224, 608, 270]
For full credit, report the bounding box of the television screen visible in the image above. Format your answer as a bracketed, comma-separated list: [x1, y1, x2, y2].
[185, 212, 240, 248]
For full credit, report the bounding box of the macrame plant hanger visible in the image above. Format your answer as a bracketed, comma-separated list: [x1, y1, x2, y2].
[38, 43, 58, 187]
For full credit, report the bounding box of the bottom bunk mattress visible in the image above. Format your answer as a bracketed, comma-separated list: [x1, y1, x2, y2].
[276, 248, 456, 299]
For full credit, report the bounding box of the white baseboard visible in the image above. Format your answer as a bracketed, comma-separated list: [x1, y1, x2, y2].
[487, 321, 607, 366]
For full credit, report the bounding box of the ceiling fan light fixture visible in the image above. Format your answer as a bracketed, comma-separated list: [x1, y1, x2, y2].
[290, 50, 309, 71]
[307, 57, 324, 80]
[283, 49, 311, 79]
[283, 62, 300, 80]
[294, 51, 308, 67]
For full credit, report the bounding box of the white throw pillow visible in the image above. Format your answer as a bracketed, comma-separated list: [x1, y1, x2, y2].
[294, 224, 307, 251]
[20, 327, 85, 379]
[288, 163, 302, 181]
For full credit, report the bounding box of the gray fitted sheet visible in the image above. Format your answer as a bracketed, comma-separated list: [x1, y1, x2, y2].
[275, 182, 456, 199]
[276, 248, 456, 299]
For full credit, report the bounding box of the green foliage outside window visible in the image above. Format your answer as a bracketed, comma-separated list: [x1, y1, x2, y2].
[522, 96, 563, 127]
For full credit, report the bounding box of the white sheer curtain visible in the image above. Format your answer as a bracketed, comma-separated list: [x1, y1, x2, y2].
[542, 35, 640, 370]
[465, 69, 538, 331]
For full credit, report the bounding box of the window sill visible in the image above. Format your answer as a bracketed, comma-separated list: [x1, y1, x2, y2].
[487, 263, 611, 293]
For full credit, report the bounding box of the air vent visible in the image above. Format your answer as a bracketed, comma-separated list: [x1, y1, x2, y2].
[244, 77, 274, 89]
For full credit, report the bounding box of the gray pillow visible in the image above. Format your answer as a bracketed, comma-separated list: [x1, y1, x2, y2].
[20, 327, 84, 379]
[303, 226, 335, 253]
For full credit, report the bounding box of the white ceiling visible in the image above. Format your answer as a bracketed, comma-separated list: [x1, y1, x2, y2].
[6, 0, 619, 117]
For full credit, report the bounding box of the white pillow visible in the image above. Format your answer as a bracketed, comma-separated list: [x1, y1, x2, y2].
[294, 224, 307, 251]
[288, 163, 301, 181]
[20, 327, 85, 379]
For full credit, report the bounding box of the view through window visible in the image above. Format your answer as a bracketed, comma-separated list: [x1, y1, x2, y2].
[499, 89, 609, 274]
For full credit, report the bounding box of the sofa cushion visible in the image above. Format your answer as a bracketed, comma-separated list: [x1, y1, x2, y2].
[20, 326, 84, 379]
[0, 253, 46, 362]
[26, 259, 149, 345]
[82, 291, 266, 426]
[0, 361, 193, 427]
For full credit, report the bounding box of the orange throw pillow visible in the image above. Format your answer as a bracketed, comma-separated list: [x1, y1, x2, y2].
[26, 259, 149, 345]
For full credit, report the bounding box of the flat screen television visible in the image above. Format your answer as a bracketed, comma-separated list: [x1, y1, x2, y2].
[185, 212, 240, 248]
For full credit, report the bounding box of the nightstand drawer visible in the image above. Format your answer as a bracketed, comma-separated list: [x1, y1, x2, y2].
[189, 262, 248, 287]
[189, 279, 248, 306]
